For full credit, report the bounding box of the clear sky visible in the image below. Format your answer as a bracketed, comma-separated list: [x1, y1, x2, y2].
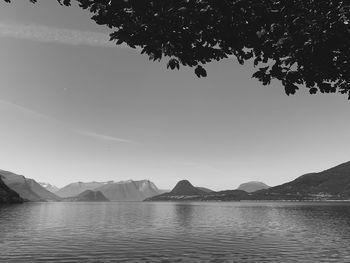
[0, 1, 350, 190]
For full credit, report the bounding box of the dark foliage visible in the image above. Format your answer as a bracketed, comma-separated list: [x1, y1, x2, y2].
[4, 0, 350, 98]
[0, 177, 23, 203]
[145, 189, 249, 201]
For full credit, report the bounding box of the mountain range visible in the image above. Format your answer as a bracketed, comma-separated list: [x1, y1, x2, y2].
[2, 160, 350, 203]
[147, 161, 350, 202]
[145, 180, 249, 201]
[0, 170, 162, 203]
[55, 180, 161, 201]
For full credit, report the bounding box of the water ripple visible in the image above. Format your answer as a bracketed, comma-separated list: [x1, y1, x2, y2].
[1, 202, 350, 262]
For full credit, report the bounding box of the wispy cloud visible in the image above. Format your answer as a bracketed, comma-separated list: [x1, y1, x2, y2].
[0, 98, 53, 120]
[0, 99, 136, 144]
[0, 21, 124, 47]
[76, 130, 136, 144]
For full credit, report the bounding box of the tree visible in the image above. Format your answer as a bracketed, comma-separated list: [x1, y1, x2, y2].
[4, 0, 350, 98]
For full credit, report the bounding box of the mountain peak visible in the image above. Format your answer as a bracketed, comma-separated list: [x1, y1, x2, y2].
[39, 182, 59, 193]
[170, 180, 206, 195]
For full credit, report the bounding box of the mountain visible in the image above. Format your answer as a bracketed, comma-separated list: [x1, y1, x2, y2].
[169, 180, 207, 195]
[64, 190, 109, 202]
[252, 161, 350, 200]
[95, 180, 161, 201]
[237, 181, 270, 193]
[56, 179, 161, 201]
[39, 182, 59, 193]
[0, 170, 61, 202]
[55, 181, 113, 198]
[145, 180, 249, 201]
[134, 180, 160, 197]
[0, 177, 23, 204]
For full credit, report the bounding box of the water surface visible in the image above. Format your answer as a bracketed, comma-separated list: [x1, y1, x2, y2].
[1, 201, 350, 262]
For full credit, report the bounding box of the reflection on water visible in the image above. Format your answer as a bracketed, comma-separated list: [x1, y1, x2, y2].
[1, 202, 350, 262]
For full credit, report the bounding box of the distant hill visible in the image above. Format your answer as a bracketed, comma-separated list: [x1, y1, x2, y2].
[196, 187, 214, 193]
[200, 189, 249, 201]
[237, 181, 270, 193]
[39, 182, 59, 193]
[0, 177, 23, 204]
[64, 190, 109, 202]
[0, 170, 61, 202]
[95, 180, 161, 201]
[252, 161, 350, 200]
[159, 189, 171, 194]
[55, 181, 113, 198]
[145, 180, 249, 201]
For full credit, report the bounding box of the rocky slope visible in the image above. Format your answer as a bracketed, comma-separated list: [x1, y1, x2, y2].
[0, 170, 61, 201]
[237, 181, 270, 193]
[95, 180, 161, 201]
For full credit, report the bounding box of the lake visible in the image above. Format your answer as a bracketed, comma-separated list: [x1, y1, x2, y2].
[1, 201, 350, 262]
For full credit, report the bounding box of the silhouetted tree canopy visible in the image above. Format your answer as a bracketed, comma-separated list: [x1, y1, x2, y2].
[4, 0, 350, 98]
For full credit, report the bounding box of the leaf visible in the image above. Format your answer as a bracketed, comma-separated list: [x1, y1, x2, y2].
[167, 58, 180, 70]
[285, 83, 299, 96]
[195, 65, 207, 78]
[12, 0, 350, 98]
[309, 87, 318, 94]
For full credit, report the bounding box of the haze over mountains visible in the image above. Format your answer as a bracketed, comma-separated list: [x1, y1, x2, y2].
[64, 190, 109, 202]
[55, 180, 162, 201]
[237, 181, 270, 193]
[55, 181, 112, 198]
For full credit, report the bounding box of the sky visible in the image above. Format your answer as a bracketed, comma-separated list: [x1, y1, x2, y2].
[0, 1, 350, 191]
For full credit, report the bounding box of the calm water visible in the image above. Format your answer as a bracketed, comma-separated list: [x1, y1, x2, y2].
[1, 202, 350, 262]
